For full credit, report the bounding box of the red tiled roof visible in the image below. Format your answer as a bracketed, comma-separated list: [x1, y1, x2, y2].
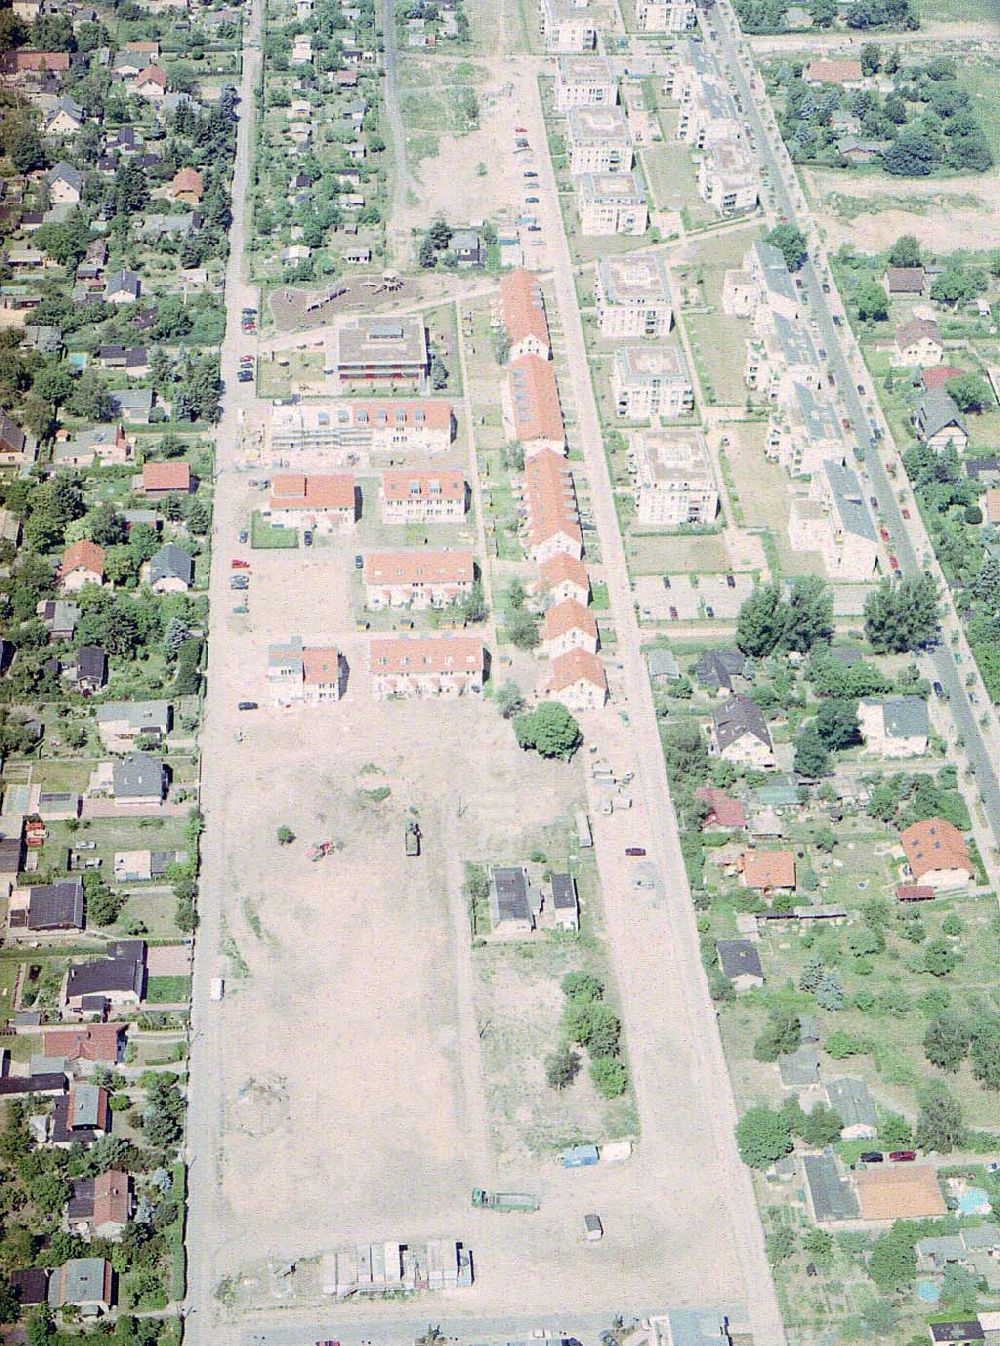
[365, 549, 473, 585]
[301, 647, 340, 685]
[134, 63, 167, 87]
[346, 399, 453, 431]
[523, 450, 580, 546]
[507, 354, 564, 445]
[804, 58, 862, 83]
[170, 167, 203, 197]
[548, 647, 606, 693]
[694, 787, 746, 829]
[538, 552, 589, 595]
[920, 366, 964, 390]
[499, 268, 550, 352]
[44, 1023, 123, 1061]
[142, 461, 191, 492]
[270, 473, 355, 511]
[542, 598, 597, 641]
[899, 816, 972, 880]
[740, 849, 796, 890]
[59, 539, 105, 580]
[370, 635, 484, 675]
[381, 469, 465, 503]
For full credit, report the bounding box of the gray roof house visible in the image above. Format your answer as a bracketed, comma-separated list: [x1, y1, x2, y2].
[715, 938, 764, 991]
[104, 269, 141, 304]
[47, 1257, 114, 1312]
[96, 700, 171, 746]
[778, 1043, 821, 1088]
[825, 1077, 877, 1139]
[550, 872, 578, 930]
[8, 879, 84, 933]
[108, 388, 154, 423]
[803, 1152, 859, 1223]
[450, 229, 485, 268]
[65, 940, 146, 1010]
[47, 161, 83, 199]
[694, 647, 746, 692]
[112, 753, 167, 803]
[148, 543, 193, 591]
[647, 647, 680, 681]
[916, 388, 968, 451]
[710, 694, 774, 766]
[488, 865, 534, 933]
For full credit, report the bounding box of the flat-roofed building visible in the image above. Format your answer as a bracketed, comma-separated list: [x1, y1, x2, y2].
[502, 355, 565, 457]
[631, 428, 717, 526]
[566, 105, 632, 174]
[696, 139, 758, 216]
[612, 342, 693, 420]
[331, 315, 429, 384]
[635, 0, 696, 29]
[380, 469, 467, 523]
[369, 635, 485, 699]
[498, 269, 550, 362]
[595, 253, 672, 338]
[269, 399, 453, 461]
[267, 473, 357, 529]
[554, 55, 617, 111]
[540, 0, 596, 51]
[577, 172, 648, 236]
[364, 549, 474, 609]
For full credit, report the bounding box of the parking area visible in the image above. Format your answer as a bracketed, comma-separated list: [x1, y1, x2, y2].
[633, 570, 756, 623]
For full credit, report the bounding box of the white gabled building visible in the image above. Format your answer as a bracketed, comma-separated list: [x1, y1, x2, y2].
[267, 638, 343, 706]
[540, 0, 597, 51]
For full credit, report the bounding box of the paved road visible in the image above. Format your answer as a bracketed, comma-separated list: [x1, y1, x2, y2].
[707, 4, 1000, 872]
[183, 0, 264, 1338]
[381, 0, 411, 266]
[519, 58, 787, 1346]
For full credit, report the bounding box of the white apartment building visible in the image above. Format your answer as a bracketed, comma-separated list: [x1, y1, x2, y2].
[630, 428, 718, 526]
[594, 252, 672, 338]
[380, 470, 467, 523]
[577, 172, 648, 235]
[540, 0, 597, 51]
[363, 549, 474, 610]
[696, 140, 758, 216]
[267, 638, 343, 707]
[612, 343, 693, 420]
[554, 55, 617, 111]
[744, 312, 822, 398]
[566, 105, 633, 174]
[268, 399, 453, 464]
[724, 241, 800, 335]
[636, 0, 696, 28]
[766, 381, 844, 478]
[788, 459, 878, 581]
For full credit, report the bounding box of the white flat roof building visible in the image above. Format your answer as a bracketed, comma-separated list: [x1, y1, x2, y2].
[555, 56, 617, 111]
[595, 253, 672, 338]
[566, 105, 633, 174]
[541, 0, 597, 50]
[696, 140, 758, 216]
[577, 172, 648, 236]
[635, 0, 696, 30]
[631, 428, 717, 526]
[612, 343, 693, 420]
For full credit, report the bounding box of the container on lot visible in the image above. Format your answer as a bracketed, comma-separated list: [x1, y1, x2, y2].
[584, 1214, 604, 1241]
[562, 1144, 599, 1168]
[470, 1188, 540, 1212]
[210, 978, 225, 1001]
[575, 812, 593, 848]
[599, 1140, 632, 1163]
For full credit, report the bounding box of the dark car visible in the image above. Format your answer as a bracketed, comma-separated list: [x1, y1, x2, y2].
[625, 847, 647, 857]
[662, 575, 671, 589]
[237, 701, 258, 711]
[859, 1151, 883, 1164]
[705, 605, 714, 617]
[354, 553, 364, 569]
[726, 574, 736, 588]
[932, 681, 944, 698]
[889, 1150, 916, 1162]
[856, 383, 865, 395]
[822, 281, 831, 293]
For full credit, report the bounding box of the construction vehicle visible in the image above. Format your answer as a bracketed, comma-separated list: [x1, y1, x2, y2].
[471, 1188, 539, 1212]
[404, 820, 421, 857]
[306, 840, 333, 862]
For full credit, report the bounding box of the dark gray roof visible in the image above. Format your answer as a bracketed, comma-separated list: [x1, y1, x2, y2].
[862, 695, 928, 739]
[0, 1073, 66, 1096]
[778, 1044, 820, 1087]
[490, 866, 531, 923]
[66, 943, 146, 1000]
[9, 1268, 49, 1305]
[826, 1076, 876, 1128]
[803, 1152, 859, 1222]
[715, 939, 764, 981]
[112, 753, 166, 799]
[149, 543, 193, 586]
[917, 388, 967, 440]
[25, 879, 84, 931]
[824, 459, 876, 542]
[711, 694, 771, 752]
[647, 647, 680, 679]
[550, 873, 577, 910]
[929, 1324, 984, 1344]
[76, 645, 107, 682]
[695, 647, 746, 690]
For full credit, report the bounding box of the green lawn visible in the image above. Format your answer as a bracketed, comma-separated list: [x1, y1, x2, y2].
[146, 975, 192, 1004]
[251, 511, 298, 549]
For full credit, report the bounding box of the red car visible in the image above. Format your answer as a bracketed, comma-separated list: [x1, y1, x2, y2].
[879, 527, 890, 542]
[515, 125, 527, 133]
[669, 606, 678, 619]
[625, 847, 646, 858]
[231, 558, 250, 569]
[889, 554, 899, 571]
[901, 507, 911, 519]
[889, 1150, 916, 1162]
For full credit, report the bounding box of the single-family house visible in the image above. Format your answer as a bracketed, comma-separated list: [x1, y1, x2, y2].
[58, 540, 105, 591]
[899, 817, 973, 890]
[169, 167, 203, 204]
[104, 270, 141, 305]
[915, 388, 968, 451]
[694, 787, 746, 830]
[537, 552, 590, 607]
[74, 644, 107, 693]
[550, 872, 579, 931]
[43, 97, 84, 137]
[6, 878, 84, 936]
[67, 1171, 132, 1241]
[148, 543, 193, 593]
[111, 753, 167, 806]
[884, 266, 925, 296]
[895, 317, 943, 368]
[715, 939, 764, 992]
[854, 1163, 947, 1221]
[64, 940, 146, 1013]
[140, 461, 192, 497]
[488, 865, 534, 933]
[858, 695, 929, 757]
[546, 647, 608, 711]
[541, 599, 599, 658]
[95, 700, 170, 750]
[51, 1084, 111, 1146]
[47, 1258, 114, 1313]
[694, 647, 747, 694]
[739, 849, 795, 892]
[825, 1076, 877, 1140]
[132, 64, 167, 98]
[709, 694, 774, 768]
[44, 1024, 124, 1063]
[46, 161, 83, 205]
[802, 58, 863, 86]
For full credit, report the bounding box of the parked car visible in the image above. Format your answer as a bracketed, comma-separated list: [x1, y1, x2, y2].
[231, 558, 250, 569]
[869, 497, 878, 510]
[239, 530, 249, 543]
[662, 575, 671, 589]
[856, 383, 865, 395]
[625, 847, 646, 857]
[889, 1151, 916, 1162]
[932, 681, 944, 698]
[238, 370, 253, 382]
[879, 527, 890, 542]
[901, 507, 910, 519]
[303, 530, 313, 547]
[237, 701, 258, 710]
[524, 195, 539, 204]
[705, 605, 714, 617]
[354, 553, 364, 569]
[859, 1151, 883, 1164]
[669, 606, 678, 619]
[889, 554, 899, 571]
[726, 574, 736, 588]
[230, 575, 249, 589]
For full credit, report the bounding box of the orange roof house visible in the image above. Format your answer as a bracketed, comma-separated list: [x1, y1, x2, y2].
[169, 167, 203, 203]
[542, 598, 598, 655]
[44, 1024, 124, 1062]
[59, 540, 105, 589]
[803, 58, 863, 85]
[133, 63, 167, 92]
[141, 461, 192, 495]
[739, 849, 796, 891]
[499, 268, 550, 361]
[269, 473, 357, 517]
[899, 817, 973, 889]
[547, 647, 608, 711]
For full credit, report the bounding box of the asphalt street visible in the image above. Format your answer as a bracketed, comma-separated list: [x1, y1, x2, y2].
[708, 4, 1000, 865]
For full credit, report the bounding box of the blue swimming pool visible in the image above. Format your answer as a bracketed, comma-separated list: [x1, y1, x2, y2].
[957, 1187, 991, 1214]
[917, 1280, 940, 1304]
